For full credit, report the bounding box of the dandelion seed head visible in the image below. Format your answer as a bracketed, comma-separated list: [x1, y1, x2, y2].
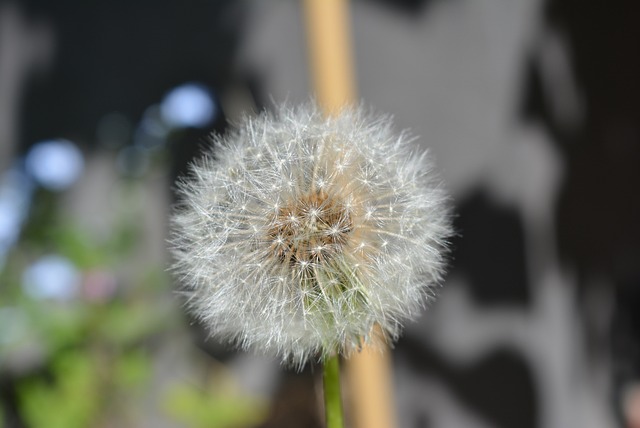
[170, 103, 453, 367]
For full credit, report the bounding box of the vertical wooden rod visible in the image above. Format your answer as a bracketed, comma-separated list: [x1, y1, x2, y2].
[303, 1, 396, 427]
[303, 0, 356, 114]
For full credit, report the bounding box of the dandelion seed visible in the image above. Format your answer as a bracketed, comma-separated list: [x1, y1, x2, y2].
[170, 103, 452, 367]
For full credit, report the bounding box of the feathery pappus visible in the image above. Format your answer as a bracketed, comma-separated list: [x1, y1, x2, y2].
[170, 103, 452, 367]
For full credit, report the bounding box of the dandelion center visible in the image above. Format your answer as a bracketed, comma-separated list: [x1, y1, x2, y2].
[267, 190, 352, 266]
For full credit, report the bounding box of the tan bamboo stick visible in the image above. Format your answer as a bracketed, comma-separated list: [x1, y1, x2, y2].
[303, 0, 356, 114]
[302, 1, 396, 427]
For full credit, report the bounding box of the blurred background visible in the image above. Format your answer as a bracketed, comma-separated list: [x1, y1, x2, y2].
[1, 0, 639, 427]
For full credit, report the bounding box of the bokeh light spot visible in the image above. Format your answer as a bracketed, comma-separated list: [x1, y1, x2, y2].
[22, 255, 80, 301]
[25, 139, 84, 191]
[160, 83, 216, 128]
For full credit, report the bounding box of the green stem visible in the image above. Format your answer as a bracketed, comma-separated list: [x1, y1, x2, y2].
[323, 354, 344, 428]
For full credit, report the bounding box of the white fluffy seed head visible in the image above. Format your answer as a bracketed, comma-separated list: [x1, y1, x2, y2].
[170, 103, 453, 368]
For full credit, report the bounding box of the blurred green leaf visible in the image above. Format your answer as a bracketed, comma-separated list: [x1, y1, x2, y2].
[52, 225, 105, 269]
[114, 350, 150, 388]
[105, 219, 138, 257]
[19, 351, 101, 428]
[164, 385, 267, 428]
[97, 301, 166, 345]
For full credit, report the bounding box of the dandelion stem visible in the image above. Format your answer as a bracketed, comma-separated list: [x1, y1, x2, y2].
[323, 354, 344, 428]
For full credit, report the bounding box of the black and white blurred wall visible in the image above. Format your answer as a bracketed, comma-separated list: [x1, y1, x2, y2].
[240, 1, 640, 427]
[1, 0, 639, 427]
